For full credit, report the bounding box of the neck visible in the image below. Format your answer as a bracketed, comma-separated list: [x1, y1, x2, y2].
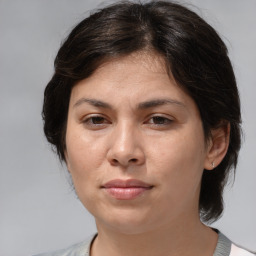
[91, 217, 218, 256]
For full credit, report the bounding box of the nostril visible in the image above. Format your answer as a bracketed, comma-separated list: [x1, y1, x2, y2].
[112, 159, 119, 164]
[111, 158, 138, 166]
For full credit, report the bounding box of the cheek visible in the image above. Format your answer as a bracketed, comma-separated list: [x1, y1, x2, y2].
[147, 137, 205, 215]
[66, 127, 105, 168]
[65, 134, 103, 209]
[148, 130, 206, 188]
[65, 129, 106, 197]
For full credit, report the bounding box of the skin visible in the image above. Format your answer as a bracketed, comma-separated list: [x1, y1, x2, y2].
[65, 53, 229, 256]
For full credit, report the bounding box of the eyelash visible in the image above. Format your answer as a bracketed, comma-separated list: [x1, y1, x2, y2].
[146, 116, 173, 126]
[82, 115, 110, 128]
[82, 115, 173, 129]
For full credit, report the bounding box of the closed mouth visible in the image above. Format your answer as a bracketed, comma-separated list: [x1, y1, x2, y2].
[101, 179, 153, 200]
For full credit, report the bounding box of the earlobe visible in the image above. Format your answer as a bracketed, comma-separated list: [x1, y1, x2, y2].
[204, 123, 230, 170]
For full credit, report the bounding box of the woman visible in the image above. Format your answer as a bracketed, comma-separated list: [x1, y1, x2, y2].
[37, 1, 254, 255]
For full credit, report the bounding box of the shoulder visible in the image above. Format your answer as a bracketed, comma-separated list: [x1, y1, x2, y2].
[33, 235, 96, 256]
[230, 243, 256, 256]
[33, 240, 89, 256]
[214, 231, 255, 256]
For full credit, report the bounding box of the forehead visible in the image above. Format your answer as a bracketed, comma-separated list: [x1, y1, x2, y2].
[70, 52, 195, 110]
[72, 52, 174, 93]
[97, 52, 169, 76]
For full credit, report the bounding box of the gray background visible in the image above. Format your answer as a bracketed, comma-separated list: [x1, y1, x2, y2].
[0, 0, 255, 255]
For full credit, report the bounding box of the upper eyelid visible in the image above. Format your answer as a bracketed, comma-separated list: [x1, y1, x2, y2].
[143, 115, 174, 127]
[81, 113, 174, 119]
[82, 113, 108, 120]
[80, 112, 175, 122]
[148, 117, 173, 122]
[146, 113, 174, 120]
[81, 114, 110, 124]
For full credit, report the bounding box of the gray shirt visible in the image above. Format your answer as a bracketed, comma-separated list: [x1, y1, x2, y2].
[35, 232, 255, 256]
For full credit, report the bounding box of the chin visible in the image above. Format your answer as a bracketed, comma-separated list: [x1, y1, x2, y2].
[95, 207, 161, 235]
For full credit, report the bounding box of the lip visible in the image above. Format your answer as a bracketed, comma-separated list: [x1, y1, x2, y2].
[101, 179, 153, 200]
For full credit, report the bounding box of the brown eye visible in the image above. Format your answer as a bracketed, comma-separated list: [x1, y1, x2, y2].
[82, 115, 111, 129]
[149, 116, 173, 125]
[90, 116, 105, 124]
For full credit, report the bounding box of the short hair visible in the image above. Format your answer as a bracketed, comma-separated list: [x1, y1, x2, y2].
[42, 0, 241, 223]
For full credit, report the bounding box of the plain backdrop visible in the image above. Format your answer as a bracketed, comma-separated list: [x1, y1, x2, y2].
[0, 0, 255, 255]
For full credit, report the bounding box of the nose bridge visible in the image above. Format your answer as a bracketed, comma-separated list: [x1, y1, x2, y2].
[108, 120, 144, 166]
[115, 120, 135, 151]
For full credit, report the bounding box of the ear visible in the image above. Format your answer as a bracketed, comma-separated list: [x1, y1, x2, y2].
[204, 122, 230, 170]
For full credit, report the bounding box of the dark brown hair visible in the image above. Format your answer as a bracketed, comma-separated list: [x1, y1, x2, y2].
[42, 1, 241, 223]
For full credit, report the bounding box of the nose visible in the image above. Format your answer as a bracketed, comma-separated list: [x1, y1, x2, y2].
[107, 122, 145, 167]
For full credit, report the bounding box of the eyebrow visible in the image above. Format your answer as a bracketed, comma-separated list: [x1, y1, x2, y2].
[73, 98, 112, 109]
[73, 98, 185, 109]
[137, 99, 185, 109]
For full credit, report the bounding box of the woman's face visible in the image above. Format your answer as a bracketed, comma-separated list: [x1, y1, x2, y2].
[65, 53, 212, 234]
